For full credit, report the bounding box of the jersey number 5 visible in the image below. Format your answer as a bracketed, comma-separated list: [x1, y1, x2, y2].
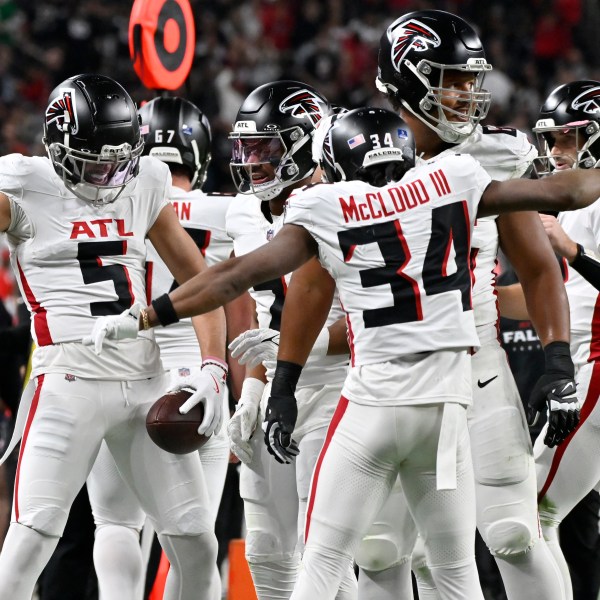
[77, 241, 133, 316]
[337, 203, 471, 328]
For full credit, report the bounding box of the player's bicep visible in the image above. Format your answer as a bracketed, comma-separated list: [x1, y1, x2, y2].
[148, 203, 206, 283]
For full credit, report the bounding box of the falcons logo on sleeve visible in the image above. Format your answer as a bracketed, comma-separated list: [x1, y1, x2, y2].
[571, 87, 600, 115]
[45, 89, 78, 134]
[390, 19, 441, 70]
[279, 90, 326, 127]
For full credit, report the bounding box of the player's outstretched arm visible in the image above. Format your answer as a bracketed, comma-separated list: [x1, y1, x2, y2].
[147, 224, 317, 326]
[478, 169, 600, 217]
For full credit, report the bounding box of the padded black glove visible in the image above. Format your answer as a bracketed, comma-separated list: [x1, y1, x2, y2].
[529, 341, 580, 448]
[263, 361, 302, 464]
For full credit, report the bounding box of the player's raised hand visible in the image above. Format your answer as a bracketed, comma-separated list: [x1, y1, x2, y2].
[178, 358, 228, 436]
[528, 341, 580, 447]
[229, 328, 280, 369]
[83, 302, 142, 354]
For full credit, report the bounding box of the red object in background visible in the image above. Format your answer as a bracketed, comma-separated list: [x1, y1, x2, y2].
[129, 0, 195, 90]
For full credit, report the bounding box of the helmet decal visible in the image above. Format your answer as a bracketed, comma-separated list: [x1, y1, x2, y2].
[390, 19, 441, 71]
[279, 90, 326, 126]
[45, 89, 78, 135]
[571, 86, 600, 115]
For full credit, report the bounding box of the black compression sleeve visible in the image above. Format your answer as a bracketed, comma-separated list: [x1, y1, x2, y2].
[570, 244, 600, 292]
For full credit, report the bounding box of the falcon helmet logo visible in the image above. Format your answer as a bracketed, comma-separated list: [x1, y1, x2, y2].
[279, 90, 326, 127]
[571, 86, 600, 115]
[45, 89, 78, 134]
[390, 19, 442, 70]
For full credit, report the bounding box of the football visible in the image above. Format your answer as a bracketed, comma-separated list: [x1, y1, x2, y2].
[146, 388, 210, 454]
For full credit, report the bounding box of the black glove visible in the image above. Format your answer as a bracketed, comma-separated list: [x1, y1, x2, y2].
[528, 341, 580, 448]
[263, 360, 302, 464]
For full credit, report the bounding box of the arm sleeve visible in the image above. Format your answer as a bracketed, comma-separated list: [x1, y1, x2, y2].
[569, 244, 600, 291]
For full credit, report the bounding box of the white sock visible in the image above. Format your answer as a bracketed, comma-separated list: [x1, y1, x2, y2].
[94, 524, 143, 600]
[0, 522, 60, 600]
[358, 563, 412, 600]
[249, 556, 301, 600]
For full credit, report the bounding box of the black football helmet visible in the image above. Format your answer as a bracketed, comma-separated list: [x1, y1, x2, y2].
[229, 80, 330, 200]
[138, 96, 212, 189]
[376, 10, 491, 144]
[43, 74, 143, 204]
[320, 107, 415, 183]
[533, 80, 600, 175]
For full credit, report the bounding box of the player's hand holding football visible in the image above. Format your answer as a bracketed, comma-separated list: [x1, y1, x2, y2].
[227, 378, 265, 464]
[529, 341, 580, 447]
[177, 358, 228, 436]
[263, 361, 301, 464]
[83, 302, 142, 354]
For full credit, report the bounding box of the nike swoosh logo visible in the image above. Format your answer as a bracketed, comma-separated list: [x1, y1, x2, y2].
[477, 375, 498, 388]
[211, 374, 220, 394]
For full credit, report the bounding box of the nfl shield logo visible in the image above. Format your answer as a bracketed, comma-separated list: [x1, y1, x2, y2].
[266, 229, 275, 241]
[178, 368, 191, 377]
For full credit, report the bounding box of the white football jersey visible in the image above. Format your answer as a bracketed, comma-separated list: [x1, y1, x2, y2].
[285, 154, 490, 366]
[4, 154, 169, 379]
[557, 204, 600, 370]
[430, 126, 537, 331]
[226, 193, 348, 388]
[146, 187, 234, 369]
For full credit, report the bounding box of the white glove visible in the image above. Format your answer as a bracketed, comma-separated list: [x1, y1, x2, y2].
[227, 378, 265, 464]
[229, 328, 280, 369]
[83, 302, 142, 354]
[178, 358, 228, 436]
[229, 327, 329, 372]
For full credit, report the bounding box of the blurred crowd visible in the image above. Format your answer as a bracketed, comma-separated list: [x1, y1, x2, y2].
[0, 0, 597, 193]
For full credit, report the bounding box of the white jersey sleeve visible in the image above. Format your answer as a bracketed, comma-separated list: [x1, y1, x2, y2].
[4, 155, 169, 379]
[558, 203, 600, 369]
[147, 187, 234, 370]
[226, 193, 348, 388]
[285, 154, 490, 366]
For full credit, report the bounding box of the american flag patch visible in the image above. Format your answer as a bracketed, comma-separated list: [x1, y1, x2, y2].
[140, 124, 149, 135]
[347, 134, 365, 149]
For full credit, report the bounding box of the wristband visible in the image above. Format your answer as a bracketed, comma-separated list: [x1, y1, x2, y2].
[543, 341, 574, 378]
[569, 244, 600, 292]
[202, 357, 229, 377]
[240, 377, 266, 407]
[271, 360, 303, 396]
[151, 293, 179, 327]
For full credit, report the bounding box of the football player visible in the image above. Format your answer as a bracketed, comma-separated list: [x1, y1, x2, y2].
[87, 106, 600, 599]
[356, 10, 575, 600]
[0, 74, 227, 600]
[499, 80, 600, 600]
[210, 80, 356, 600]
[86, 96, 238, 599]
